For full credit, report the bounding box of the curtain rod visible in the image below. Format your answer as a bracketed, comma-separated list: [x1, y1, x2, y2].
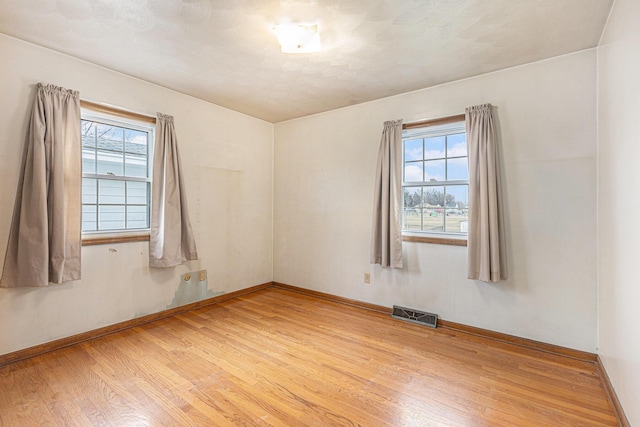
[403, 113, 465, 130]
[80, 100, 156, 124]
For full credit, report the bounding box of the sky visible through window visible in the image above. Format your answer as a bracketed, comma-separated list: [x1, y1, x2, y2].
[404, 133, 467, 182]
[402, 128, 469, 234]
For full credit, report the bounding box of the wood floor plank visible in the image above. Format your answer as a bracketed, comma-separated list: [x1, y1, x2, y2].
[0, 288, 617, 426]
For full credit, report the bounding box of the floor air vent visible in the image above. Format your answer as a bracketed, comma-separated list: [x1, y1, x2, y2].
[392, 305, 438, 328]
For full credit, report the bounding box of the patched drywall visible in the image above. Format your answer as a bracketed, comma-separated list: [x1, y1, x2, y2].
[0, 34, 274, 355]
[163, 271, 223, 310]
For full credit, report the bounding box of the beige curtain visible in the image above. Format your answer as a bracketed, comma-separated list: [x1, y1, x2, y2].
[149, 113, 198, 267]
[370, 119, 404, 268]
[466, 104, 507, 282]
[1, 83, 82, 287]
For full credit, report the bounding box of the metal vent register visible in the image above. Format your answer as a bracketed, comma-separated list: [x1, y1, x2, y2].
[392, 305, 438, 328]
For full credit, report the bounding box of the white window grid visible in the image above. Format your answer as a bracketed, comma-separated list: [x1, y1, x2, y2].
[81, 111, 154, 234]
[402, 121, 468, 235]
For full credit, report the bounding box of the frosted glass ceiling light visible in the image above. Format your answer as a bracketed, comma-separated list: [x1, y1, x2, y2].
[273, 23, 321, 53]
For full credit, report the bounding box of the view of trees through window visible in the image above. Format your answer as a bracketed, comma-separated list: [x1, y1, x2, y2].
[402, 124, 469, 234]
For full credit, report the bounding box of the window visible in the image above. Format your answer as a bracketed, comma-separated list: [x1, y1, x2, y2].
[81, 112, 153, 235]
[402, 120, 468, 237]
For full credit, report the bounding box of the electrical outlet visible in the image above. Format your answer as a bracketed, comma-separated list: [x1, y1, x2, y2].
[364, 273, 370, 284]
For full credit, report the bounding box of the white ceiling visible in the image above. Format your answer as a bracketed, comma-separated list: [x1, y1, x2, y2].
[0, 0, 613, 123]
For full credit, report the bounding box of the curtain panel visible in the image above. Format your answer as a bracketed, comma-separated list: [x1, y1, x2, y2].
[1, 83, 82, 287]
[370, 119, 404, 268]
[466, 104, 507, 282]
[149, 113, 198, 267]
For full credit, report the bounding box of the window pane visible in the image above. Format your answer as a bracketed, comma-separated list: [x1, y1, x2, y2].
[98, 205, 125, 230]
[447, 157, 468, 180]
[403, 187, 422, 230]
[447, 133, 467, 157]
[82, 148, 96, 174]
[404, 161, 423, 182]
[445, 185, 469, 233]
[81, 117, 153, 235]
[96, 124, 123, 151]
[125, 153, 148, 178]
[82, 178, 97, 204]
[127, 181, 148, 205]
[404, 139, 422, 161]
[97, 150, 124, 175]
[423, 185, 445, 207]
[445, 208, 469, 233]
[424, 136, 445, 159]
[404, 186, 422, 209]
[127, 205, 148, 229]
[423, 208, 443, 232]
[98, 179, 125, 204]
[124, 129, 148, 155]
[446, 185, 469, 211]
[82, 205, 97, 232]
[424, 160, 445, 181]
[403, 209, 422, 230]
[460, 210, 469, 233]
[401, 125, 468, 236]
[81, 121, 95, 148]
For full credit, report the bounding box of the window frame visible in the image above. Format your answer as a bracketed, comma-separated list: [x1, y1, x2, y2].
[401, 118, 469, 246]
[80, 108, 155, 244]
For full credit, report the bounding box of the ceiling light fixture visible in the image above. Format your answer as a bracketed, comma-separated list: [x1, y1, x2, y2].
[272, 23, 321, 53]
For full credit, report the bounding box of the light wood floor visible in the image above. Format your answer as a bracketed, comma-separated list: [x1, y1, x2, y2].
[0, 288, 617, 426]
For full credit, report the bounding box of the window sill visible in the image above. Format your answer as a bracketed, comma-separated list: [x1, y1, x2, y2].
[82, 234, 150, 246]
[402, 235, 467, 246]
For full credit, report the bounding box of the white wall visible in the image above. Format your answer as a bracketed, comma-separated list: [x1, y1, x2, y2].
[3, 20, 633, 418]
[598, 0, 640, 423]
[0, 34, 274, 355]
[274, 50, 598, 352]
